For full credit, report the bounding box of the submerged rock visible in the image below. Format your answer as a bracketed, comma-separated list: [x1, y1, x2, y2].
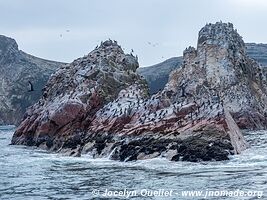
[13, 22, 266, 162]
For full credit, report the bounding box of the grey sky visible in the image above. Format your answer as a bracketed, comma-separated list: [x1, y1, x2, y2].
[0, 0, 266, 66]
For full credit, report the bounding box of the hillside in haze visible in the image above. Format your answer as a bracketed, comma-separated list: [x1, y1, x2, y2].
[137, 57, 182, 94]
[0, 35, 65, 125]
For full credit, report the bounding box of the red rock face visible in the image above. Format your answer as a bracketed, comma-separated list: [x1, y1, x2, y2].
[49, 101, 85, 127]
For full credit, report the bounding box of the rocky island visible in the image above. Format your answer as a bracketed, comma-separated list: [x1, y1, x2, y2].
[11, 22, 267, 162]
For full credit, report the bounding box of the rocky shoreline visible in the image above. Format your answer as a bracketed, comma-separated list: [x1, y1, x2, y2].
[12, 22, 267, 162]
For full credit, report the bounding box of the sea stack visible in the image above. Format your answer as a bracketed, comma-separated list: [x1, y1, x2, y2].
[12, 22, 267, 162]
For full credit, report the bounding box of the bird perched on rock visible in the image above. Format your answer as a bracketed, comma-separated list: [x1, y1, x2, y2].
[180, 83, 187, 97]
[78, 74, 90, 79]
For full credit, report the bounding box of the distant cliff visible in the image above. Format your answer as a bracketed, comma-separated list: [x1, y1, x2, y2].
[246, 43, 267, 66]
[0, 35, 65, 125]
[139, 43, 267, 93]
[137, 57, 182, 94]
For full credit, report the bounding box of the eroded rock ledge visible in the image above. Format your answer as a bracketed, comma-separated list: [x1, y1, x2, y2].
[12, 22, 267, 162]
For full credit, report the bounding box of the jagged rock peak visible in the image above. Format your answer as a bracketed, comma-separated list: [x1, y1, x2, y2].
[70, 39, 139, 72]
[98, 39, 123, 52]
[198, 22, 245, 52]
[166, 22, 267, 130]
[0, 35, 18, 52]
[178, 22, 258, 90]
[0, 35, 19, 63]
[183, 46, 197, 64]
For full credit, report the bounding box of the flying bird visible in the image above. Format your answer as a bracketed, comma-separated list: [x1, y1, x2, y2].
[147, 42, 159, 47]
[28, 81, 34, 92]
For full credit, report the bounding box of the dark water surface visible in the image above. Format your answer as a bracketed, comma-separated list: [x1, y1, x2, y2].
[0, 126, 266, 200]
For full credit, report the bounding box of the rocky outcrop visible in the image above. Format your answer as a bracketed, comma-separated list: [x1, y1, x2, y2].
[12, 40, 150, 155]
[165, 22, 267, 130]
[139, 43, 267, 94]
[13, 22, 261, 162]
[0, 35, 65, 125]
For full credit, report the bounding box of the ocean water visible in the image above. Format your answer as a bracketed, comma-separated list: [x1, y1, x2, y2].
[0, 125, 266, 200]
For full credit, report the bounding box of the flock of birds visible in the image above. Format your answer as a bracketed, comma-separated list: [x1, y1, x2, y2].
[95, 82, 225, 129]
[59, 30, 70, 38]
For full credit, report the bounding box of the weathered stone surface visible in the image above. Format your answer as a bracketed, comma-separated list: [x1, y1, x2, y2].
[49, 101, 85, 127]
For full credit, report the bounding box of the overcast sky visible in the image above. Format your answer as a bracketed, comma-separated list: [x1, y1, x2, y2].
[0, 0, 266, 66]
